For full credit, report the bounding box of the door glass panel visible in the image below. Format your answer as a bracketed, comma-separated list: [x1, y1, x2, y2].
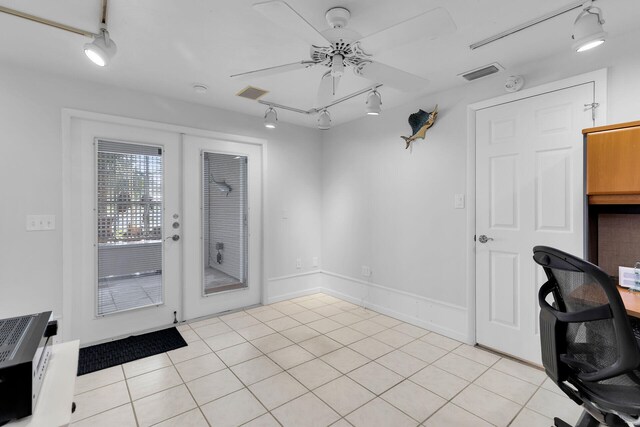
[96, 141, 164, 315]
[202, 152, 248, 295]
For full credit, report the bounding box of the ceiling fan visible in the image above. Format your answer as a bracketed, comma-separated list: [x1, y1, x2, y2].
[232, 1, 457, 107]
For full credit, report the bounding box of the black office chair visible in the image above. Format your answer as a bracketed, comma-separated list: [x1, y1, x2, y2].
[533, 246, 640, 427]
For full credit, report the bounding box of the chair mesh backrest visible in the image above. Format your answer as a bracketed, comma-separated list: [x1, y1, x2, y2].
[549, 267, 618, 371]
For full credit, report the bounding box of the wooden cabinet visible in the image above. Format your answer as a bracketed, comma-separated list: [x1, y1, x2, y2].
[585, 120, 640, 204]
[583, 120, 640, 272]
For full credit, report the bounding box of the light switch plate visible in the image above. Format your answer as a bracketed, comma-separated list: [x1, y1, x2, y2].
[26, 215, 39, 231]
[26, 214, 56, 231]
[454, 194, 465, 209]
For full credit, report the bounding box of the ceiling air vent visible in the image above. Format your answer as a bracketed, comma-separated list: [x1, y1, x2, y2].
[236, 86, 269, 100]
[459, 63, 504, 82]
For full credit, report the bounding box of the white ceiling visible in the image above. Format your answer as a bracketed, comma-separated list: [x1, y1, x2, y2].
[0, 0, 637, 128]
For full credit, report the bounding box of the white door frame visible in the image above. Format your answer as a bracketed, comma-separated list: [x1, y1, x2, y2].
[61, 109, 267, 342]
[464, 68, 608, 345]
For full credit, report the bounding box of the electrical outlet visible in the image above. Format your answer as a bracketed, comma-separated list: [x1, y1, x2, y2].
[361, 265, 371, 277]
[312, 257, 319, 267]
[296, 258, 302, 269]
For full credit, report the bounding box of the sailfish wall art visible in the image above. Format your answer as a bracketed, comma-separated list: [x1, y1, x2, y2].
[401, 105, 438, 149]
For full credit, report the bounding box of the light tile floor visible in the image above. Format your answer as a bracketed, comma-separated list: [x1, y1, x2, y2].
[71, 293, 584, 426]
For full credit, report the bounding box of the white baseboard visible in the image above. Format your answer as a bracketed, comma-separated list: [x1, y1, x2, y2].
[265, 269, 472, 344]
[266, 271, 323, 304]
[320, 271, 472, 344]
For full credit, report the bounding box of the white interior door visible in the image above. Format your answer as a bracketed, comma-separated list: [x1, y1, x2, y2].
[69, 118, 182, 345]
[475, 83, 594, 363]
[182, 135, 263, 320]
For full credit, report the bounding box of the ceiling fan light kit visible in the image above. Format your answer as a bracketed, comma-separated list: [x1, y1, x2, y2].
[237, 1, 451, 126]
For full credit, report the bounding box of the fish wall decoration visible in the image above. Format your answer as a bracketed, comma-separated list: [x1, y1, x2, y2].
[401, 105, 438, 149]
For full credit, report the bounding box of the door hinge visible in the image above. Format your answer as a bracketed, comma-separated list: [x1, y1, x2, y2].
[584, 102, 600, 123]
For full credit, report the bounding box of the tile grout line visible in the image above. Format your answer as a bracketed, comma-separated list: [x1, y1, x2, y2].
[75, 293, 562, 427]
[168, 349, 213, 427]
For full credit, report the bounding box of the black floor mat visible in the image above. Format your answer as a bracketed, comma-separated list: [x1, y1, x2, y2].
[77, 327, 187, 376]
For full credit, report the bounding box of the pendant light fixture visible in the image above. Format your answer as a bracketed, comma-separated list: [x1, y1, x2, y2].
[317, 110, 331, 130]
[365, 89, 382, 115]
[264, 106, 278, 129]
[572, 0, 606, 52]
[84, 0, 117, 66]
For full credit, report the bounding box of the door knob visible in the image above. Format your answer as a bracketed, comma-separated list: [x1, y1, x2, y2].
[478, 235, 494, 244]
[165, 234, 180, 241]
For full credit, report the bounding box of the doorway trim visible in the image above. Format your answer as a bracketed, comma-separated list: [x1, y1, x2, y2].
[464, 68, 608, 345]
[61, 109, 267, 342]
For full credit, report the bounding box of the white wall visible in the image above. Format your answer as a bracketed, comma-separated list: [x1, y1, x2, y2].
[1, 27, 639, 343]
[320, 29, 640, 341]
[0, 62, 323, 322]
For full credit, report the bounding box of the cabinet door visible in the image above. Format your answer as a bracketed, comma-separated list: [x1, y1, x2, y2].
[587, 127, 640, 194]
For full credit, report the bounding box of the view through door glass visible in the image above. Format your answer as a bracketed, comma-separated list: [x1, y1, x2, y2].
[97, 141, 164, 315]
[202, 152, 248, 295]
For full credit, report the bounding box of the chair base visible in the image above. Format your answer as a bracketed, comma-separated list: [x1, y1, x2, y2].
[555, 409, 626, 427]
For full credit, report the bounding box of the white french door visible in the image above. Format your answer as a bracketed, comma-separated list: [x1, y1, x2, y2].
[475, 83, 594, 363]
[69, 119, 182, 344]
[182, 135, 263, 320]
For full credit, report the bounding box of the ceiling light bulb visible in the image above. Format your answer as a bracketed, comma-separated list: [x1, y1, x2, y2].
[365, 90, 382, 115]
[264, 107, 277, 129]
[84, 27, 117, 67]
[331, 54, 344, 77]
[572, 1, 606, 52]
[318, 110, 331, 130]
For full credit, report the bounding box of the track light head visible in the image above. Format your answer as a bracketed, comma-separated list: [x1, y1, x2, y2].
[572, 1, 606, 52]
[264, 107, 278, 129]
[84, 27, 117, 66]
[317, 109, 331, 130]
[365, 90, 382, 115]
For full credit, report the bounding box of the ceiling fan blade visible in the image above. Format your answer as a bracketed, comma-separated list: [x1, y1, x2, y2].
[230, 60, 317, 79]
[357, 7, 456, 55]
[253, 1, 329, 47]
[317, 71, 341, 106]
[355, 61, 428, 92]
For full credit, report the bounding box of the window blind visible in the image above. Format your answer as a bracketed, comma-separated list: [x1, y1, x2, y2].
[202, 152, 248, 294]
[96, 140, 164, 315]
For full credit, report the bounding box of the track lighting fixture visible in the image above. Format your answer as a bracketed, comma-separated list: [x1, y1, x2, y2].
[317, 110, 331, 130]
[264, 107, 278, 129]
[572, 0, 606, 52]
[84, 25, 117, 66]
[365, 89, 382, 115]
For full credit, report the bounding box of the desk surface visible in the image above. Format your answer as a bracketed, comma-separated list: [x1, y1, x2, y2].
[618, 286, 640, 318]
[9, 340, 79, 427]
